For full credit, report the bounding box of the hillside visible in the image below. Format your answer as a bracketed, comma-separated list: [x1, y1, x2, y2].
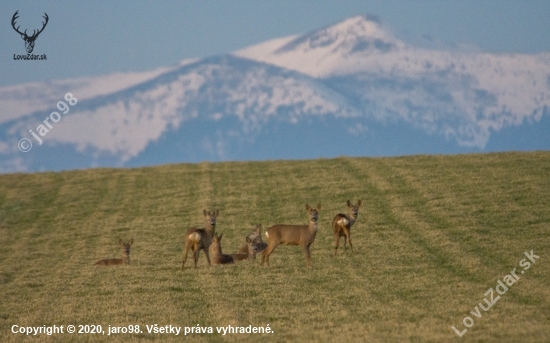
[0, 152, 549, 342]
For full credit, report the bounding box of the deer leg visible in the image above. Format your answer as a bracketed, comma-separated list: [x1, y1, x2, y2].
[261, 247, 270, 266]
[260, 249, 267, 266]
[347, 231, 353, 253]
[261, 243, 278, 267]
[302, 244, 312, 267]
[182, 245, 190, 270]
[193, 248, 200, 268]
[343, 232, 347, 252]
[334, 231, 341, 256]
[342, 228, 350, 252]
[204, 248, 212, 266]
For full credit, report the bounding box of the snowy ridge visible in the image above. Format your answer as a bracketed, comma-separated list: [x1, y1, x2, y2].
[0, 59, 196, 125]
[235, 15, 550, 148]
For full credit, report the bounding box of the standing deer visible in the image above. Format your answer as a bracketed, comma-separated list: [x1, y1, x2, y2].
[182, 210, 219, 269]
[209, 233, 235, 265]
[237, 224, 267, 259]
[261, 204, 321, 267]
[11, 11, 49, 54]
[332, 200, 362, 255]
[94, 239, 133, 266]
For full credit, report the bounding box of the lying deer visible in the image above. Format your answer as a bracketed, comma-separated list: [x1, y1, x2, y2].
[231, 231, 265, 262]
[182, 210, 218, 269]
[236, 224, 268, 259]
[209, 233, 234, 265]
[261, 204, 321, 267]
[94, 239, 133, 266]
[332, 200, 362, 255]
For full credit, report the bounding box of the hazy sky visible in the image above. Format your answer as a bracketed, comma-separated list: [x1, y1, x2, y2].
[1, 1, 549, 88]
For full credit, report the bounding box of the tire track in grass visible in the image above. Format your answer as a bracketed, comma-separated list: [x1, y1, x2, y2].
[0, 172, 68, 331]
[178, 162, 217, 269]
[358, 157, 495, 336]
[345, 156, 550, 340]
[37, 170, 132, 327]
[339, 156, 486, 323]
[387, 156, 517, 269]
[174, 162, 222, 328]
[193, 161, 283, 335]
[375, 155, 549, 293]
[330, 158, 445, 337]
[384, 155, 550, 329]
[371, 158, 485, 282]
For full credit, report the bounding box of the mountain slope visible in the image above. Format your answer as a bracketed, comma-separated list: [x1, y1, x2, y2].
[1, 14, 549, 173]
[236, 15, 550, 148]
[1, 55, 361, 171]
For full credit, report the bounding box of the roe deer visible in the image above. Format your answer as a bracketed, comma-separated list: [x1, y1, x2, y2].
[94, 239, 133, 266]
[182, 210, 219, 269]
[237, 224, 268, 259]
[231, 235, 259, 261]
[261, 204, 321, 267]
[332, 200, 362, 255]
[209, 233, 234, 265]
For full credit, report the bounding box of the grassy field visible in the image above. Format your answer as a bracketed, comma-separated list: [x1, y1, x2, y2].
[0, 152, 549, 342]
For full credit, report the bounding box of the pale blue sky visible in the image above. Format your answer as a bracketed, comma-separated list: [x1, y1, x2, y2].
[1, 1, 549, 88]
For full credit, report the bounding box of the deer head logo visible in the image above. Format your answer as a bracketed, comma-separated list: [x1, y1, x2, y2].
[11, 11, 49, 54]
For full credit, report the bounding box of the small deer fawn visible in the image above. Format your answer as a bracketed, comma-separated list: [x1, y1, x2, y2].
[209, 233, 234, 265]
[261, 204, 321, 267]
[237, 224, 267, 259]
[182, 210, 219, 269]
[332, 200, 362, 255]
[94, 239, 133, 266]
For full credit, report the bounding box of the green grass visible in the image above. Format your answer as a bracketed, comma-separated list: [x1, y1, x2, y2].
[0, 152, 549, 342]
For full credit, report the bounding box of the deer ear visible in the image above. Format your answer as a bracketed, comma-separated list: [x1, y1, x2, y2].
[130, 239, 134, 245]
[357, 200, 362, 207]
[215, 209, 219, 216]
[203, 210, 208, 216]
[119, 239, 123, 246]
[246, 236, 252, 243]
[306, 204, 311, 210]
[347, 200, 351, 207]
[316, 204, 322, 210]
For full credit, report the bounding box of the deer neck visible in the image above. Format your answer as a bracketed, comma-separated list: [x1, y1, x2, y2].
[122, 253, 130, 265]
[348, 211, 358, 227]
[309, 220, 319, 233]
[205, 224, 216, 243]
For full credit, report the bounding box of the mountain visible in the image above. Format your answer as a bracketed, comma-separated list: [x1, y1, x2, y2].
[1, 15, 549, 173]
[235, 15, 550, 148]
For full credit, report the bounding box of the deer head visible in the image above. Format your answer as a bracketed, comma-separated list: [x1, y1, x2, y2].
[12, 11, 49, 54]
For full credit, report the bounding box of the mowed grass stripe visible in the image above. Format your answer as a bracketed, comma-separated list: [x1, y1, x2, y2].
[370, 157, 490, 282]
[0, 173, 82, 323]
[335, 158, 460, 340]
[343, 157, 479, 281]
[387, 154, 534, 266]
[378, 154, 550, 340]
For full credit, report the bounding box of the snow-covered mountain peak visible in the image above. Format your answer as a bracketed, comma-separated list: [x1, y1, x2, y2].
[274, 14, 395, 54]
[235, 14, 402, 77]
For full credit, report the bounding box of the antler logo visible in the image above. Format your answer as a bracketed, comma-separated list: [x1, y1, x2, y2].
[11, 11, 49, 54]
